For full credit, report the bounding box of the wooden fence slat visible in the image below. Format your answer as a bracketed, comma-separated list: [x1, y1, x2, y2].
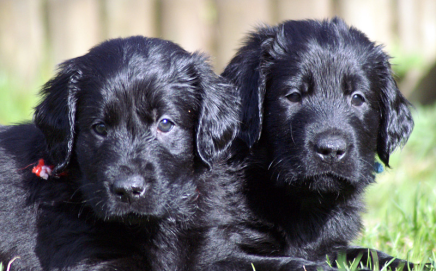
[336, 0, 394, 49]
[160, 0, 213, 55]
[417, 0, 436, 62]
[47, 0, 101, 66]
[0, 0, 45, 84]
[104, 0, 157, 39]
[397, 0, 420, 55]
[276, 0, 333, 22]
[215, 0, 273, 72]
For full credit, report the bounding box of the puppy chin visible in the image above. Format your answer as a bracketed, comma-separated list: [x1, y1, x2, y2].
[300, 173, 358, 194]
[276, 169, 358, 195]
[90, 198, 167, 223]
[107, 212, 161, 225]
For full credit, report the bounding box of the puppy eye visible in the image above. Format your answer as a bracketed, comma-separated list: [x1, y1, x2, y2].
[286, 92, 302, 103]
[157, 119, 174, 133]
[93, 123, 108, 136]
[351, 93, 365, 107]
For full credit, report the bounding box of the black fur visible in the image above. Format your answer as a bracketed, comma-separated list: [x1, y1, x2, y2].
[222, 18, 414, 269]
[0, 36, 249, 270]
[0, 35, 352, 271]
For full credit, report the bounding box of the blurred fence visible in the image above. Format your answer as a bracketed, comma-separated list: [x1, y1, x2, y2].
[1, 0, 436, 98]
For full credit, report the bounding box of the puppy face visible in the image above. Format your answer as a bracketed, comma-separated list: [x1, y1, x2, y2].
[34, 37, 239, 221]
[74, 59, 198, 219]
[224, 18, 413, 194]
[263, 40, 381, 192]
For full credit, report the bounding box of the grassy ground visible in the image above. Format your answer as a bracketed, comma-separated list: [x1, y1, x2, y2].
[0, 77, 435, 270]
[354, 103, 436, 270]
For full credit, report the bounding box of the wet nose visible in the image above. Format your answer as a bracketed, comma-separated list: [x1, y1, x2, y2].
[112, 175, 146, 203]
[314, 135, 348, 162]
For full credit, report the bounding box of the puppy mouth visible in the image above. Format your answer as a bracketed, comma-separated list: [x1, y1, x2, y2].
[300, 172, 355, 193]
[114, 212, 158, 224]
[103, 205, 165, 223]
[96, 193, 165, 222]
[112, 200, 165, 218]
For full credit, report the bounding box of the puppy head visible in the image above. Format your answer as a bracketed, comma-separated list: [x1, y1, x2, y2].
[223, 18, 413, 193]
[34, 37, 239, 221]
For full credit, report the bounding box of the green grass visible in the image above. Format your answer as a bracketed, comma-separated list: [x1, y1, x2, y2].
[1, 75, 435, 270]
[355, 104, 436, 269]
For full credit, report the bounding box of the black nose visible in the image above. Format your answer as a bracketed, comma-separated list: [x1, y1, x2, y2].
[112, 176, 146, 203]
[314, 135, 348, 162]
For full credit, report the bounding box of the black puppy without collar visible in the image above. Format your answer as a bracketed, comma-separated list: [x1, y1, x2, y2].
[222, 17, 414, 270]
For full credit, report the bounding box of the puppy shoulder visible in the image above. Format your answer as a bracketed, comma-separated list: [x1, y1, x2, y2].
[0, 124, 47, 170]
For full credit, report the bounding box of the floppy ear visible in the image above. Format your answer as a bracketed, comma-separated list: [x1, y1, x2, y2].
[191, 53, 240, 167]
[34, 60, 82, 175]
[221, 25, 285, 148]
[376, 58, 414, 166]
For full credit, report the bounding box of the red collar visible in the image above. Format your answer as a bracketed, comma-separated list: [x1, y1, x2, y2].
[32, 159, 67, 180]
